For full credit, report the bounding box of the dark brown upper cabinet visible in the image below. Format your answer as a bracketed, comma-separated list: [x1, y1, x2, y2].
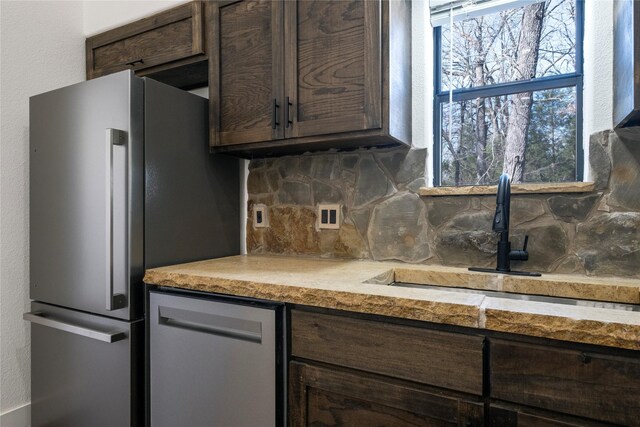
[284, 1, 381, 139]
[86, 1, 207, 89]
[209, 1, 285, 147]
[613, 0, 640, 128]
[209, 0, 411, 157]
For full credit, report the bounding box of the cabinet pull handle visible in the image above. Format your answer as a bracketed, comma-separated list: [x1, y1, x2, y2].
[125, 58, 144, 67]
[272, 98, 280, 129]
[580, 352, 592, 364]
[285, 96, 293, 129]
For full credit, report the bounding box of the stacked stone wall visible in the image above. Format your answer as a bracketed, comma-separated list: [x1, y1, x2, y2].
[247, 130, 640, 277]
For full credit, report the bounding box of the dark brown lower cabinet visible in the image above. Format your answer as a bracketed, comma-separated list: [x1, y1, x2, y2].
[288, 308, 640, 427]
[489, 405, 612, 427]
[490, 339, 640, 426]
[289, 361, 484, 427]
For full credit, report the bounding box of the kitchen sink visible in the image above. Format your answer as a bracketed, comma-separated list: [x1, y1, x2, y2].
[363, 267, 640, 305]
[389, 281, 640, 312]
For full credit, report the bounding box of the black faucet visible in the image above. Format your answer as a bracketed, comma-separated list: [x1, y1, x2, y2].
[470, 173, 541, 277]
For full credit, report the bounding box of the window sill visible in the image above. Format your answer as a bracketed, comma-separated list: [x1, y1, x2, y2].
[419, 182, 596, 197]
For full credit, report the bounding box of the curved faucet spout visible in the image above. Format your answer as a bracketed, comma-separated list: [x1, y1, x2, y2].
[469, 172, 540, 276]
[493, 173, 510, 233]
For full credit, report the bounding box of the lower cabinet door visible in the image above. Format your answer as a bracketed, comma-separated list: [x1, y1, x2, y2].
[289, 361, 484, 427]
[490, 339, 640, 426]
[489, 405, 612, 427]
[149, 291, 281, 427]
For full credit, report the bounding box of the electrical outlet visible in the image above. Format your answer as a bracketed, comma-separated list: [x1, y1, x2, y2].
[318, 204, 341, 229]
[253, 204, 268, 228]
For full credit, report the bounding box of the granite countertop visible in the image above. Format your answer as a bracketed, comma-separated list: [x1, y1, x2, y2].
[143, 255, 640, 351]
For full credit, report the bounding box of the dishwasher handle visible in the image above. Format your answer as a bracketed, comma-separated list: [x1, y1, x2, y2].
[24, 311, 126, 343]
[158, 305, 263, 344]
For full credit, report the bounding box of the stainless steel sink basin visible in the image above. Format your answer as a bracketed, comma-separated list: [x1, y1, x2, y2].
[363, 267, 640, 305]
[390, 281, 640, 312]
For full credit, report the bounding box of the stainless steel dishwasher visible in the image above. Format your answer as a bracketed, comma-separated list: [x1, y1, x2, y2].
[149, 289, 285, 427]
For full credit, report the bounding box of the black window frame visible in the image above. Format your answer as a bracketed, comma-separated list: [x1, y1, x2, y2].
[432, 0, 585, 186]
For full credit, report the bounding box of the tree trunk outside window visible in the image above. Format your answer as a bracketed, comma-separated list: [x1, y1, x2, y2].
[502, 2, 546, 183]
[473, 20, 489, 182]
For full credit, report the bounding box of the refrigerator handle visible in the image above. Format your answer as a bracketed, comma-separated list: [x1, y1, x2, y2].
[106, 129, 128, 311]
[24, 311, 126, 343]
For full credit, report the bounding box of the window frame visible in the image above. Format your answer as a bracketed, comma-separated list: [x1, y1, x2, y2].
[432, 0, 585, 186]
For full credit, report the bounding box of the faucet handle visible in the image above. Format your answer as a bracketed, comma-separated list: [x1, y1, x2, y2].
[509, 235, 530, 261]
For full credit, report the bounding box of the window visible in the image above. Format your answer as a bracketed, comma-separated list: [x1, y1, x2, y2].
[433, 0, 583, 186]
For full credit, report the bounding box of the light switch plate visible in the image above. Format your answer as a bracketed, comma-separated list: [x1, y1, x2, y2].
[317, 204, 341, 229]
[253, 204, 268, 228]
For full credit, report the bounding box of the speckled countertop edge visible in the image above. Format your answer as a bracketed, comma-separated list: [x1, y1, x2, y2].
[144, 255, 640, 351]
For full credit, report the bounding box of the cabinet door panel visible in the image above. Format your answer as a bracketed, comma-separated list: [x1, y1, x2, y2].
[489, 405, 612, 427]
[289, 362, 484, 427]
[307, 388, 450, 427]
[285, 0, 381, 138]
[291, 309, 484, 395]
[491, 339, 640, 426]
[211, 0, 284, 146]
[87, 1, 205, 80]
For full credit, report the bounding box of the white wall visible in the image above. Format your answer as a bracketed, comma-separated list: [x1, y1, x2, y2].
[1, 3, 214, 421]
[412, 0, 434, 183]
[83, 0, 184, 36]
[0, 0, 85, 421]
[583, 0, 614, 180]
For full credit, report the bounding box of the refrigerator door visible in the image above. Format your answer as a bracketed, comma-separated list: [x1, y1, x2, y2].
[26, 302, 143, 427]
[30, 71, 144, 320]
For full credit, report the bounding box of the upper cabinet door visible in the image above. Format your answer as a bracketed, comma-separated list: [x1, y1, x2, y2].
[86, 2, 206, 80]
[284, 0, 382, 139]
[210, 0, 285, 146]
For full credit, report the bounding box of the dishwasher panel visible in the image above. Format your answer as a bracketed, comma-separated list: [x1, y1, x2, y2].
[149, 291, 281, 427]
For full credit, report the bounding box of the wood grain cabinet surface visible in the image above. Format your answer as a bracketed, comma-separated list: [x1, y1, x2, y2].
[289, 361, 485, 427]
[289, 309, 485, 426]
[86, 1, 207, 89]
[490, 339, 640, 426]
[289, 308, 640, 427]
[488, 405, 613, 427]
[290, 309, 484, 395]
[209, 0, 411, 156]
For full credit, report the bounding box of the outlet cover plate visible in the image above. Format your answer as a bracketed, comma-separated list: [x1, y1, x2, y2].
[318, 204, 341, 229]
[253, 204, 268, 228]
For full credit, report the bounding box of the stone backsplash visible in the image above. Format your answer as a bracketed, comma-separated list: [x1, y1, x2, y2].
[247, 130, 640, 277]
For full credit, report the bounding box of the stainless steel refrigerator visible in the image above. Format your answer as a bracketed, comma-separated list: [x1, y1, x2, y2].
[25, 70, 240, 427]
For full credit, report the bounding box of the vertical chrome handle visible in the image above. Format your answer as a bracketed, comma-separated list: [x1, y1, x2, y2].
[106, 129, 128, 311]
